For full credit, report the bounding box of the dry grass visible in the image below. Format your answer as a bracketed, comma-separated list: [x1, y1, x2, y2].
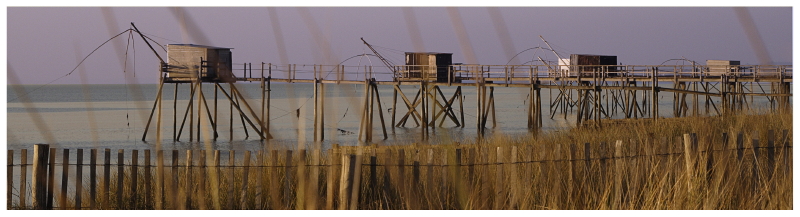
[8, 111, 792, 210]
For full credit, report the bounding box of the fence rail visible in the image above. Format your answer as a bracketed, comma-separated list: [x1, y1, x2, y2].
[6, 130, 792, 210]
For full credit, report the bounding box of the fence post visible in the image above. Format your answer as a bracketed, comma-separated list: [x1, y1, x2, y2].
[397, 149, 406, 209]
[614, 140, 623, 209]
[295, 150, 306, 210]
[131, 150, 138, 209]
[255, 150, 263, 210]
[103, 149, 110, 209]
[767, 130, 775, 179]
[7, 150, 13, 209]
[213, 150, 221, 210]
[269, 150, 281, 209]
[493, 146, 504, 210]
[20, 149, 28, 209]
[338, 154, 355, 210]
[117, 149, 124, 210]
[782, 130, 790, 175]
[198, 150, 207, 210]
[240, 151, 251, 210]
[326, 145, 339, 210]
[227, 150, 235, 209]
[144, 150, 151, 209]
[60, 149, 69, 210]
[683, 134, 696, 197]
[75, 149, 83, 210]
[284, 150, 292, 209]
[172, 150, 179, 210]
[31, 144, 49, 210]
[155, 150, 164, 210]
[90, 149, 97, 209]
[185, 150, 193, 210]
[46, 148, 56, 210]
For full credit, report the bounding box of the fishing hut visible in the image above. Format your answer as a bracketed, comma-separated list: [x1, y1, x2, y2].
[141, 43, 269, 143]
[399, 52, 455, 82]
[164, 44, 236, 83]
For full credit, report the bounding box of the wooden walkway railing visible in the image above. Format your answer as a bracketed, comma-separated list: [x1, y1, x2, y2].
[6, 130, 792, 210]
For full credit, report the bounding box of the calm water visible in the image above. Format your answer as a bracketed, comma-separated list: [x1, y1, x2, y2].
[6, 82, 784, 151]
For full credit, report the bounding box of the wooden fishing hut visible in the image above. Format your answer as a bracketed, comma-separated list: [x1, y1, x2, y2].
[164, 44, 236, 83]
[142, 44, 270, 143]
[399, 52, 455, 82]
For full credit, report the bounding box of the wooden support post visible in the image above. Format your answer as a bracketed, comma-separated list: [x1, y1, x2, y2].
[31, 144, 48, 210]
[371, 84, 388, 140]
[174, 83, 179, 141]
[74, 149, 83, 210]
[392, 85, 397, 129]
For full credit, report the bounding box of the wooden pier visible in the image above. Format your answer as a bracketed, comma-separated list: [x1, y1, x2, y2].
[141, 63, 792, 143]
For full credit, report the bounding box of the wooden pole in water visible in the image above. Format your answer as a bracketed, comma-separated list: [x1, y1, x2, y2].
[266, 64, 272, 141]
[392, 85, 397, 130]
[174, 83, 178, 141]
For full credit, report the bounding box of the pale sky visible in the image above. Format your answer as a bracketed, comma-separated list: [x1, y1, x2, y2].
[4, 5, 794, 85]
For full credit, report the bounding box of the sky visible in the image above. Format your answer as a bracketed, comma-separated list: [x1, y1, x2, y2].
[3, 4, 795, 85]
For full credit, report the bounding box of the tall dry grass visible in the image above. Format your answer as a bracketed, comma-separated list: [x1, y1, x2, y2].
[8, 111, 792, 210]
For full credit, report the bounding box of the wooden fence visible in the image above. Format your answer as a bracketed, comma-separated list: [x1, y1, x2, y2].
[6, 130, 792, 210]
